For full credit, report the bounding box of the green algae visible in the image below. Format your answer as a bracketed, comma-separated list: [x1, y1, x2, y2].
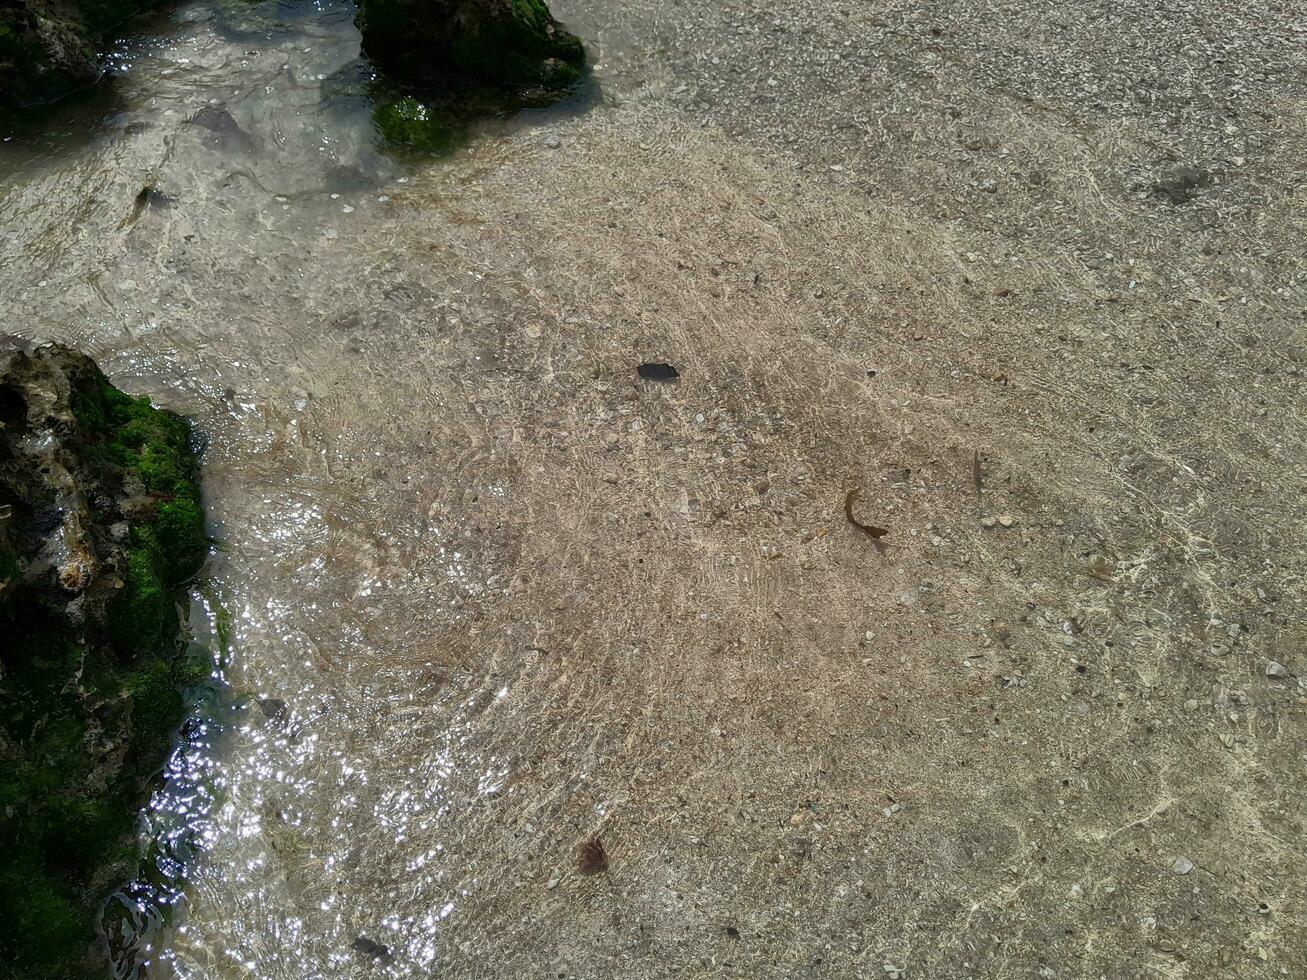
[0, 362, 207, 978]
[372, 94, 464, 153]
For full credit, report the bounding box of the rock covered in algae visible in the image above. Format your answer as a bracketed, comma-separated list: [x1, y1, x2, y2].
[356, 0, 586, 94]
[0, 338, 207, 978]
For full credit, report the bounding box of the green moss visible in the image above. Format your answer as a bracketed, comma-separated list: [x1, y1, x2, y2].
[108, 529, 169, 656]
[372, 95, 463, 153]
[0, 858, 86, 971]
[72, 365, 207, 583]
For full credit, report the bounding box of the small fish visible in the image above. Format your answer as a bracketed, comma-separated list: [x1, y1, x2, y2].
[120, 186, 151, 228]
[120, 185, 172, 229]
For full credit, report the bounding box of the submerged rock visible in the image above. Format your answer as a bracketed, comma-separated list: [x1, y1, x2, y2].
[0, 339, 207, 977]
[357, 0, 586, 96]
[186, 105, 257, 154]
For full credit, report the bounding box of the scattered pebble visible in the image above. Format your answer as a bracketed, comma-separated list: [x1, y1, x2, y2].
[1266, 661, 1287, 679]
[351, 936, 392, 962]
[578, 835, 609, 874]
[543, 135, 562, 150]
[637, 362, 679, 381]
[1171, 856, 1194, 875]
[997, 515, 1016, 528]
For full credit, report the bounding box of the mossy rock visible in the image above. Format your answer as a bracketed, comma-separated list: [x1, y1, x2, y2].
[0, 339, 207, 977]
[0, 0, 166, 113]
[356, 0, 586, 97]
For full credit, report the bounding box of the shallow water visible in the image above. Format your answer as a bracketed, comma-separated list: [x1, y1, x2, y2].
[6, 0, 1306, 975]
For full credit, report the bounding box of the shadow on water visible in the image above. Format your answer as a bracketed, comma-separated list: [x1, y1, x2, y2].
[0, 83, 129, 168]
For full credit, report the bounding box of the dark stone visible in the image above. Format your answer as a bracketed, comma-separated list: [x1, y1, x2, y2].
[637, 362, 680, 382]
[577, 834, 608, 874]
[257, 697, 288, 723]
[352, 935, 393, 961]
[0, 338, 207, 977]
[356, 0, 586, 95]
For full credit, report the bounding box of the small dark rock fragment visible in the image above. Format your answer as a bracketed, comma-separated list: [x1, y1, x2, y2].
[352, 936, 392, 961]
[637, 362, 679, 382]
[578, 835, 609, 874]
[258, 697, 288, 720]
[725, 925, 741, 939]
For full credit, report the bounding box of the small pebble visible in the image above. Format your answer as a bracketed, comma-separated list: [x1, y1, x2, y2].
[1183, 699, 1199, 712]
[1171, 856, 1194, 875]
[543, 136, 562, 149]
[1266, 661, 1287, 679]
[997, 515, 1016, 527]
